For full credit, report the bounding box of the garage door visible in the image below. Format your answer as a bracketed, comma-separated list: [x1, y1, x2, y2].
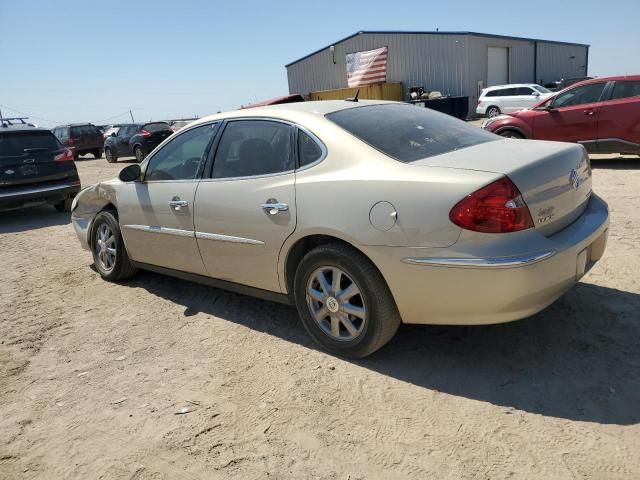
[487, 47, 509, 86]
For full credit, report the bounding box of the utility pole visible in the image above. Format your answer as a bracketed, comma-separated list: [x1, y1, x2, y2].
[129, 110, 135, 122]
[0, 107, 4, 125]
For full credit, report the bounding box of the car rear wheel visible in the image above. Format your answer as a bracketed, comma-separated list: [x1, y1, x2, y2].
[499, 130, 524, 139]
[293, 243, 401, 358]
[486, 106, 501, 118]
[105, 148, 117, 163]
[93, 149, 102, 159]
[134, 146, 145, 163]
[91, 211, 137, 282]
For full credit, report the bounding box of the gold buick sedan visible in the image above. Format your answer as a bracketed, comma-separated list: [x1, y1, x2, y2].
[71, 100, 609, 357]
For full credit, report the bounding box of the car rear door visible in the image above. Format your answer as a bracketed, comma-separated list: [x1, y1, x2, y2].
[596, 79, 640, 152]
[0, 130, 78, 189]
[193, 119, 297, 292]
[117, 123, 219, 274]
[531, 81, 606, 142]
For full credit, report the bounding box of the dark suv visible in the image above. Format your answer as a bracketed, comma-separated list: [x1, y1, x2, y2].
[103, 122, 173, 163]
[0, 126, 81, 212]
[52, 123, 104, 160]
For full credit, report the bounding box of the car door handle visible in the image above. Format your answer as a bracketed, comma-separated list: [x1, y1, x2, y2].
[169, 199, 189, 210]
[584, 109, 596, 116]
[261, 202, 289, 215]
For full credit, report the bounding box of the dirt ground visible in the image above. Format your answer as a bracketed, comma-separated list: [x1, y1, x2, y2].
[1, 153, 639, 480]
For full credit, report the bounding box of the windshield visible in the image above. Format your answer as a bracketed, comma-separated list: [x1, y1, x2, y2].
[534, 85, 552, 94]
[0, 131, 62, 159]
[326, 104, 498, 162]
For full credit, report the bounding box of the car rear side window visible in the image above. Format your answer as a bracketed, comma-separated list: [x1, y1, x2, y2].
[298, 130, 323, 167]
[71, 125, 100, 137]
[0, 131, 62, 161]
[212, 120, 293, 178]
[611, 81, 640, 100]
[326, 104, 497, 163]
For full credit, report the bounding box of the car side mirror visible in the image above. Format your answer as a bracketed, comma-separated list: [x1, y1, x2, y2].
[532, 91, 541, 97]
[119, 164, 141, 182]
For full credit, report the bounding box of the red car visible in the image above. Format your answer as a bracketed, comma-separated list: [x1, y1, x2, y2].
[482, 75, 640, 155]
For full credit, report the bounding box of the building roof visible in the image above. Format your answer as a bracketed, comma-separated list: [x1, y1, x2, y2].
[285, 30, 590, 68]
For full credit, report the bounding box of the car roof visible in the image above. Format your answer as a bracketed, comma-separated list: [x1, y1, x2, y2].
[190, 100, 395, 127]
[0, 125, 50, 134]
[484, 83, 541, 90]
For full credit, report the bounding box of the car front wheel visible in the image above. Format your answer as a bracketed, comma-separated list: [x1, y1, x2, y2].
[294, 243, 401, 358]
[91, 211, 137, 281]
[499, 130, 524, 139]
[104, 148, 117, 163]
[134, 146, 145, 163]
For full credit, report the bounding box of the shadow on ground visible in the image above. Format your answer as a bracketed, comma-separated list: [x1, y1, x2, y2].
[591, 156, 640, 169]
[0, 206, 70, 234]
[125, 271, 640, 425]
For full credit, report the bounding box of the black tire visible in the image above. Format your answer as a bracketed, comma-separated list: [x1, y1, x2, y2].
[293, 243, 401, 358]
[499, 130, 524, 139]
[486, 106, 501, 118]
[134, 146, 145, 163]
[53, 197, 72, 212]
[91, 211, 137, 282]
[105, 147, 117, 163]
[73, 151, 80, 161]
[93, 149, 103, 159]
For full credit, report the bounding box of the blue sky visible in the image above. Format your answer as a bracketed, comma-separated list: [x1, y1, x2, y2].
[1, 0, 639, 127]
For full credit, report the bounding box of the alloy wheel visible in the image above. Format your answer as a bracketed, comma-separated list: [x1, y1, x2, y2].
[306, 266, 367, 341]
[95, 223, 116, 271]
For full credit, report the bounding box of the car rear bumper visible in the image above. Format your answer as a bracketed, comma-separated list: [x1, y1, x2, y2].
[360, 194, 609, 325]
[0, 181, 81, 212]
[475, 104, 487, 115]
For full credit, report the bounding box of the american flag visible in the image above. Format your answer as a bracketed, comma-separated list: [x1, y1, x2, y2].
[346, 46, 388, 87]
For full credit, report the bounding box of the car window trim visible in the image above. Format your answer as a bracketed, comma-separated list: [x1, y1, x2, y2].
[139, 121, 221, 183]
[204, 117, 296, 181]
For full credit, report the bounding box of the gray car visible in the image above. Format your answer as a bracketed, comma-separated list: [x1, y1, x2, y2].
[71, 100, 609, 357]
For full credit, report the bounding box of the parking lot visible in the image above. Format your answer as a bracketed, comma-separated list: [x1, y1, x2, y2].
[1, 153, 639, 479]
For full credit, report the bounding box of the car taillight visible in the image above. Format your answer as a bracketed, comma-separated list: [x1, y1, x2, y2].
[140, 129, 151, 138]
[449, 176, 534, 233]
[54, 149, 74, 162]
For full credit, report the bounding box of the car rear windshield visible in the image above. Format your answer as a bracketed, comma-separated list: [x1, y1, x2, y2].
[326, 104, 498, 162]
[143, 122, 171, 133]
[0, 131, 62, 159]
[70, 125, 101, 136]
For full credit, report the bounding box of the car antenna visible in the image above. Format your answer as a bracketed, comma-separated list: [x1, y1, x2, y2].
[345, 89, 360, 102]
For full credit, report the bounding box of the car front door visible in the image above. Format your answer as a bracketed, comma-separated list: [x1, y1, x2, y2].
[515, 86, 540, 110]
[193, 119, 297, 292]
[116, 125, 135, 156]
[117, 123, 219, 274]
[596, 80, 640, 151]
[531, 82, 607, 142]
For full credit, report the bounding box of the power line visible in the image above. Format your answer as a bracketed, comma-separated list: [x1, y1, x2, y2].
[0, 104, 64, 125]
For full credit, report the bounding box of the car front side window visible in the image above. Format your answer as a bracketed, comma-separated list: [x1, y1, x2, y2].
[212, 120, 293, 179]
[144, 124, 217, 181]
[553, 83, 606, 108]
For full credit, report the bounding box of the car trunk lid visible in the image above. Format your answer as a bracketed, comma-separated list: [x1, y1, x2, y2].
[412, 139, 592, 236]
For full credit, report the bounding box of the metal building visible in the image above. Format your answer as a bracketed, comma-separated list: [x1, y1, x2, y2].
[285, 31, 589, 117]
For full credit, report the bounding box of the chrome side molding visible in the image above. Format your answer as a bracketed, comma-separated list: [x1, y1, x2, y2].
[402, 249, 557, 269]
[195, 231, 265, 246]
[122, 225, 194, 238]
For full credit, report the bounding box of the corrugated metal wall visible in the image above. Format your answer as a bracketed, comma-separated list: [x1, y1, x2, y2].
[287, 33, 470, 100]
[536, 42, 589, 85]
[286, 32, 589, 118]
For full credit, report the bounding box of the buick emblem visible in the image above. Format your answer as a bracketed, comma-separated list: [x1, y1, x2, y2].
[5, 169, 15, 175]
[23, 158, 35, 164]
[569, 169, 580, 191]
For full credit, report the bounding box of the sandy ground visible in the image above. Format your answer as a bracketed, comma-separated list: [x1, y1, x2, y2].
[1, 152, 639, 479]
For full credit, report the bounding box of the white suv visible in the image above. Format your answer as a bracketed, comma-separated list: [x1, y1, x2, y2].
[476, 84, 554, 118]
